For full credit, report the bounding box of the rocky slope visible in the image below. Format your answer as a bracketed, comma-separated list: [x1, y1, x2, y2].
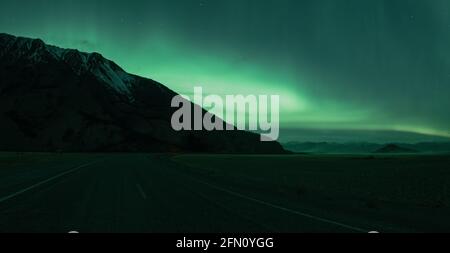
[0, 33, 285, 153]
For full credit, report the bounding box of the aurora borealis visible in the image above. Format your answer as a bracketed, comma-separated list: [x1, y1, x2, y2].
[1, 0, 449, 142]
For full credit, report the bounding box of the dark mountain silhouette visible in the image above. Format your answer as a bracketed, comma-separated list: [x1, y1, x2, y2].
[0, 33, 285, 153]
[283, 142, 380, 154]
[374, 144, 418, 154]
[283, 141, 450, 154]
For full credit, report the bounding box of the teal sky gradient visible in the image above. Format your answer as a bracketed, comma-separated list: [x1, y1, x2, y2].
[1, 0, 449, 141]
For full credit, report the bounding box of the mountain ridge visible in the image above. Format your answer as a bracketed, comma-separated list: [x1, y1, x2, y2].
[283, 141, 450, 154]
[374, 144, 418, 154]
[0, 33, 285, 153]
[0, 33, 148, 98]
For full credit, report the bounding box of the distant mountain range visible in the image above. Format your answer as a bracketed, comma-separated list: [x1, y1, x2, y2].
[0, 33, 285, 153]
[373, 144, 418, 154]
[283, 141, 450, 154]
[279, 128, 450, 144]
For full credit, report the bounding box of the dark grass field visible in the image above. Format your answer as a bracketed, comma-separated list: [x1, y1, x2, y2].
[173, 154, 450, 232]
[173, 154, 450, 208]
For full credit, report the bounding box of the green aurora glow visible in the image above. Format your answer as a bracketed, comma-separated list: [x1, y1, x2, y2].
[1, 0, 449, 141]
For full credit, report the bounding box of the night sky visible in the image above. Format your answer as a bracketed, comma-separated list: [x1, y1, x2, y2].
[1, 0, 449, 141]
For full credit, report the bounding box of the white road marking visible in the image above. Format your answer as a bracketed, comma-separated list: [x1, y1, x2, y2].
[0, 161, 96, 204]
[188, 176, 369, 233]
[136, 184, 147, 199]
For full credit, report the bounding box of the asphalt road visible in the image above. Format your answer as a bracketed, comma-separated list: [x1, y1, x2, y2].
[0, 154, 377, 233]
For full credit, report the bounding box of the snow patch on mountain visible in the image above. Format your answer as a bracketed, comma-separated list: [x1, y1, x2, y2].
[46, 45, 67, 59]
[0, 33, 136, 98]
[46, 45, 136, 97]
[91, 60, 136, 96]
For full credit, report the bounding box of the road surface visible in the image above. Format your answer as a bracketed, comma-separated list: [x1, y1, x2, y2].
[0, 154, 380, 233]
